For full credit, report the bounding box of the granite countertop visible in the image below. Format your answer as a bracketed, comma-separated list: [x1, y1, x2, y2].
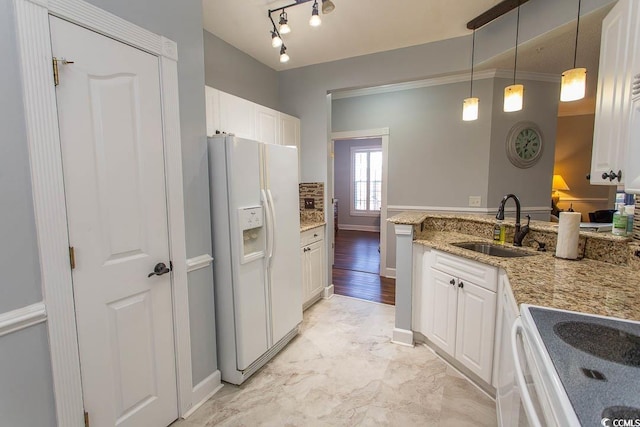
[414, 230, 640, 322]
[300, 221, 325, 232]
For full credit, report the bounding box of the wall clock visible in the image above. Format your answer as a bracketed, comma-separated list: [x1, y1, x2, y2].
[506, 121, 544, 169]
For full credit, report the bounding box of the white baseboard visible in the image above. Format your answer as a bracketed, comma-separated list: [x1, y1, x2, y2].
[338, 224, 380, 232]
[183, 370, 222, 419]
[391, 328, 414, 347]
[323, 284, 334, 299]
[383, 268, 396, 279]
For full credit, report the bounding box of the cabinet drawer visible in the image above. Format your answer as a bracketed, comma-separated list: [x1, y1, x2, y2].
[432, 250, 497, 292]
[301, 226, 324, 247]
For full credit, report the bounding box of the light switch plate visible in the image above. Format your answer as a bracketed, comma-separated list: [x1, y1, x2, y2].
[304, 198, 315, 209]
[469, 196, 482, 207]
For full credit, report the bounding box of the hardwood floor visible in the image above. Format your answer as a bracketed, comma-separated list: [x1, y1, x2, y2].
[332, 230, 395, 305]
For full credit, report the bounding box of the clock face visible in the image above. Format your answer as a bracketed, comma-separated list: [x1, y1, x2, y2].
[506, 122, 543, 168]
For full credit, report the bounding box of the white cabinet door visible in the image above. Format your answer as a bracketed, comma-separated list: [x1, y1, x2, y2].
[626, 94, 640, 193]
[427, 268, 458, 357]
[591, 0, 634, 185]
[255, 105, 279, 145]
[455, 280, 497, 383]
[301, 246, 310, 306]
[307, 240, 325, 298]
[205, 86, 220, 137]
[280, 113, 300, 149]
[219, 91, 255, 140]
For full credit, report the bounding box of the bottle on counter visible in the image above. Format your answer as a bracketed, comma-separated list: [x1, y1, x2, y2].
[626, 205, 635, 236]
[493, 219, 506, 244]
[612, 203, 628, 236]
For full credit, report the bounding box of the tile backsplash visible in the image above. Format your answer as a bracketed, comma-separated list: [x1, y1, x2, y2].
[299, 182, 324, 222]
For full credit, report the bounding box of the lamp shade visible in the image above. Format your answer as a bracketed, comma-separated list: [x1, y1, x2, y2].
[560, 68, 587, 102]
[504, 84, 524, 112]
[462, 97, 479, 121]
[552, 174, 570, 191]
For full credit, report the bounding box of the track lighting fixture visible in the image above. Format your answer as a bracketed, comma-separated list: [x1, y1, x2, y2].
[280, 46, 290, 63]
[279, 10, 291, 34]
[561, 0, 586, 102]
[309, 0, 321, 27]
[321, 0, 335, 14]
[268, 0, 336, 64]
[271, 31, 282, 48]
[463, 29, 479, 121]
[504, 4, 524, 112]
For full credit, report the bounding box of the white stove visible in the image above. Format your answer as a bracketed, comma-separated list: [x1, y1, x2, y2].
[513, 305, 640, 426]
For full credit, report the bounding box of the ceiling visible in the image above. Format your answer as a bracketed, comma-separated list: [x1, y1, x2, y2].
[202, 0, 502, 71]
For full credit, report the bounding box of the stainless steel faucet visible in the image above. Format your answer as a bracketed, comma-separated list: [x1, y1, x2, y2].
[496, 194, 530, 246]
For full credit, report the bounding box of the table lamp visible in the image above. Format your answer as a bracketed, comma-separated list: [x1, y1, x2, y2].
[552, 174, 570, 205]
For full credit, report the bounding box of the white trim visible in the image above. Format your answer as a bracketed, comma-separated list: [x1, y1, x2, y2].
[186, 254, 214, 273]
[0, 302, 47, 337]
[391, 328, 415, 347]
[323, 284, 335, 299]
[338, 224, 380, 232]
[12, 0, 193, 423]
[183, 371, 222, 419]
[331, 129, 389, 278]
[387, 205, 551, 214]
[331, 69, 560, 100]
[384, 267, 396, 279]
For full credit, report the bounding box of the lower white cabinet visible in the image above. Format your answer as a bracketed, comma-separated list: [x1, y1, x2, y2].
[301, 227, 325, 308]
[417, 249, 497, 384]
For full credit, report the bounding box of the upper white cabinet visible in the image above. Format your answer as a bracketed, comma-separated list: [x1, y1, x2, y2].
[625, 8, 640, 193]
[591, 0, 637, 185]
[204, 86, 301, 165]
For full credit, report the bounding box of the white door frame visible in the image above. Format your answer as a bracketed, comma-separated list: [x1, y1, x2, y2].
[12, 0, 193, 424]
[330, 128, 391, 278]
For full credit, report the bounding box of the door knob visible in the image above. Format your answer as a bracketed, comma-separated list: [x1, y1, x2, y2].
[148, 262, 171, 277]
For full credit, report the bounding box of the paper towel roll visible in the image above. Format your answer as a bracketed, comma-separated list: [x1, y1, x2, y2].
[556, 212, 581, 259]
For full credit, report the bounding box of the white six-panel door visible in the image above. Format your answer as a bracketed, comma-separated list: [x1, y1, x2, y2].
[50, 16, 178, 427]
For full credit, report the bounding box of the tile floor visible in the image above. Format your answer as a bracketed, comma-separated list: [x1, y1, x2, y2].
[174, 295, 497, 426]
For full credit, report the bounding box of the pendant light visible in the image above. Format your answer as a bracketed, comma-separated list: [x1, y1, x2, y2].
[463, 29, 479, 121]
[279, 10, 291, 34]
[271, 31, 283, 48]
[309, 0, 322, 27]
[504, 4, 524, 112]
[279, 45, 290, 63]
[561, 0, 586, 102]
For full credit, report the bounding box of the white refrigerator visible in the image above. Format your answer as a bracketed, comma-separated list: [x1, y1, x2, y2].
[208, 135, 302, 385]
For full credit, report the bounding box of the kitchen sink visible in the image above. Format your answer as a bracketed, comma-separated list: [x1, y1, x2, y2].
[451, 242, 536, 258]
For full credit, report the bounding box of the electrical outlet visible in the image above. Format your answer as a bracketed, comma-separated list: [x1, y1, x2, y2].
[304, 198, 315, 209]
[469, 196, 482, 207]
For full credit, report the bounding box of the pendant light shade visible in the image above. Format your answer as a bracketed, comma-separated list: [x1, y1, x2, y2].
[504, 84, 524, 112]
[561, 0, 586, 102]
[463, 97, 479, 121]
[271, 31, 283, 48]
[561, 68, 587, 101]
[504, 5, 523, 112]
[322, 0, 335, 14]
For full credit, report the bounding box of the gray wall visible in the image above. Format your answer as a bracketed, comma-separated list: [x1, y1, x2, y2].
[334, 138, 382, 229]
[487, 77, 560, 220]
[204, 30, 279, 110]
[0, 0, 55, 424]
[1, 1, 216, 424]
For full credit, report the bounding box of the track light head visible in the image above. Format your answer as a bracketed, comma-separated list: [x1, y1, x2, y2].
[271, 31, 283, 48]
[309, 0, 321, 27]
[321, 0, 335, 14]
[279, 10, 291, 34]
[280, 45, 290, 63]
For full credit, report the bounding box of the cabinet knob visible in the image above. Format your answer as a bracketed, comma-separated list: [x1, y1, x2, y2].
[458, 281, 464, 289]
[313, 233, 318, 237]
[449, 279, 456, 286]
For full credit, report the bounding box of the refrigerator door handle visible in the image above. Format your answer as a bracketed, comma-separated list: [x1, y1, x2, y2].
[261, 189, 274, 264]
[266, 189, 276, 261]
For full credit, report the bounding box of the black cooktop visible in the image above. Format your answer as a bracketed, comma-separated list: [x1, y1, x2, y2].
[529, 307, 640, 426]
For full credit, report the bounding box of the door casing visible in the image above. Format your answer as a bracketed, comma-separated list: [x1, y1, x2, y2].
[12, 0, 195, 424]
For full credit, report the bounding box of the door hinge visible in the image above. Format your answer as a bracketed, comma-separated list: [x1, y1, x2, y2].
[84, 411, 90, 427]
[52, 57, 74, 86]
[69, 247, 76, 270]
